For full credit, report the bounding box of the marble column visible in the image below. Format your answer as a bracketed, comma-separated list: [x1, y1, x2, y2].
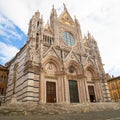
[64, 75, 69, 103]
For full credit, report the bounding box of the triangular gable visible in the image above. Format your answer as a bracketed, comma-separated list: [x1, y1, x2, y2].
[64, 50, 80, 63]
[44, 22, 53, 34]
[58, 9, 74, 26]
[84, 56, 95, 67]
[43, 46, 61, 59]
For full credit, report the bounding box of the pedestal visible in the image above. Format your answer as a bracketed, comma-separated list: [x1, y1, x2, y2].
[10, 94, 17, 104]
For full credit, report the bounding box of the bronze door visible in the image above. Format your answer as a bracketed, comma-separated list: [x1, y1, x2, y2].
[69, 80, 79, 103]
[46, 81, 56, 103]
[88, 85, 95, 102]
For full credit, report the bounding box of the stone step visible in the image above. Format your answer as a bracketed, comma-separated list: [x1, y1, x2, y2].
[0, 102, 120, 116]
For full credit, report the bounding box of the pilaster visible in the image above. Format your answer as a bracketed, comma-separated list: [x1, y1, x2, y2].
[39, 72, 45, 103]
[63, 75, 69, 103]
[83, 78, 90, 103]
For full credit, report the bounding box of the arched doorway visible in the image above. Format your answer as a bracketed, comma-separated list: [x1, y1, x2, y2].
[68, 65, 79, 103]
[46, 81, 56, 103]
[45, 62, 57, 103]
[86, 70, 96, 102]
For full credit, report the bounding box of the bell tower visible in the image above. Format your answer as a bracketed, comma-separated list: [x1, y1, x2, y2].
[27, 11, 43, 61]
[24, 11, 43, 74]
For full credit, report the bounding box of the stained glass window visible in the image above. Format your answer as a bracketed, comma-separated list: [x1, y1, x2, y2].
[62, 32, 75, 46]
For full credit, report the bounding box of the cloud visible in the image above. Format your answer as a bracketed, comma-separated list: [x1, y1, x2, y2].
[0, 0, 120, 76]
[0, 14, 26, 65]
[0, 13, 27, 50]
[0, 41, 19, 65]
[0, 14, 23, 40]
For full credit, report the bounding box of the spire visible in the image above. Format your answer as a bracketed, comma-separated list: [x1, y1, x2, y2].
[51, 4, 57, 16]
[74, 15, 77, 22]
[83, 35, 87, 44]
[74, 15, 76, 20]
[52, 4, 54, 10]
[35, 10, 40, 18]
[52, 4, 54, 12]
[63, 3, 67, 11]
[87, 31, 91, 40]
[74, 15, 80, 25]
[44, 21, 50, 29]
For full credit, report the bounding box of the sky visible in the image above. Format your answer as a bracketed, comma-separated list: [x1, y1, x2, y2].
[0, 0, 120, 77]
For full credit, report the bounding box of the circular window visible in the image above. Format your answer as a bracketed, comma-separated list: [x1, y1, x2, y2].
[62, 32, 75, 46]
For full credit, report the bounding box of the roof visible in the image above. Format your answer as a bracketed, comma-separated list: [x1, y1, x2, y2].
[107, 76, 120, 82]
[0, 64, 8, 71]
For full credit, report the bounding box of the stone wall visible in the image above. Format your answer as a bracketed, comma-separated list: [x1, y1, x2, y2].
[0, 102, 120, 115]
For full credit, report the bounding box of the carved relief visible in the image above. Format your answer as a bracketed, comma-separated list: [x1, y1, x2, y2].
[28, 48, 35, 61]
[68, 65, 77, 75]
[86, 70, 93, 82]
[45, 62, 57, 74]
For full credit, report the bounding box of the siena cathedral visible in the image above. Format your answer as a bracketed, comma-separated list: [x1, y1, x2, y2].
[6, 4, 110, 104]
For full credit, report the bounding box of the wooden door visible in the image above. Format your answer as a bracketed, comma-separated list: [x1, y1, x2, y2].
[46, 81, 56, 103]
[88, 85, 95, 102]
[69, 80, 79, 103]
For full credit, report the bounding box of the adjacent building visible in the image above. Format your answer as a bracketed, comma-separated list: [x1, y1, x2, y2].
[107, 76, 120, 102]
[6, 4, 110, 104]
[0, 64, 8, 103]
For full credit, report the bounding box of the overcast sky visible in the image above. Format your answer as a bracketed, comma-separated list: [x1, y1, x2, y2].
[0, 0, 120, 76]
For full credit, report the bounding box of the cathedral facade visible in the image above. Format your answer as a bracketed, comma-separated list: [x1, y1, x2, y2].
[6, 5, 110, 103]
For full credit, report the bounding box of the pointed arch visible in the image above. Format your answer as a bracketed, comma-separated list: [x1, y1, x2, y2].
[43, 55, 62, 72]
[66, 60, 84, 75]
[86, 65, 97, 78]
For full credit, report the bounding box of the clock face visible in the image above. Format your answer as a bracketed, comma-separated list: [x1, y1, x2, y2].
[62, 32, 75, 46]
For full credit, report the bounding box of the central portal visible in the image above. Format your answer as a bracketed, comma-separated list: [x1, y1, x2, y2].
[69, 80, 79, 103]
[46, 81, 56, 103]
